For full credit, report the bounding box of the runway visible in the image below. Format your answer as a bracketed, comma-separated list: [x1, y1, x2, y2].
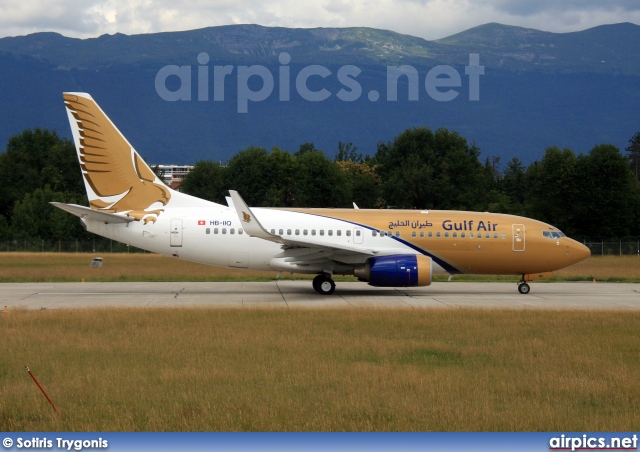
[1, 281, 639, 310]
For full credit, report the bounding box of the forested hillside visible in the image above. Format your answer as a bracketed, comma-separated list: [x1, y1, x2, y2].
[0, 23, 638, 164]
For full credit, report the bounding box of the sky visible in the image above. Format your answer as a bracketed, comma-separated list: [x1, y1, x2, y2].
[0, 0, 639, 41]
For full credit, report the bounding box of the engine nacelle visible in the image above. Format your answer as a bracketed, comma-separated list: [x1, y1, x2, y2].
[353, 255, 433, 287]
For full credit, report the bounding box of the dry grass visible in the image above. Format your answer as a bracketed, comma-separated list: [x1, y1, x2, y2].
[1, 253, 640, 282]
[1, 308, 639, 431]
[0, 253, 283, 283]
[553, 255, 640, 281]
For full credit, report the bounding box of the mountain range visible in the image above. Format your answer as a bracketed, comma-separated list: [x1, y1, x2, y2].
[0, 22, 638, 164]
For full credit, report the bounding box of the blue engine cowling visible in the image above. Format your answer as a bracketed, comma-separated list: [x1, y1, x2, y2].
[353, 255, 433, 287]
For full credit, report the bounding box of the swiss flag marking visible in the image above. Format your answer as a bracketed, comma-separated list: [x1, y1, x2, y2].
[198, 220, 206, 226]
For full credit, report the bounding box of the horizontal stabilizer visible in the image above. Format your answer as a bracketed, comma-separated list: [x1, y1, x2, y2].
[50, 202, 133, 224]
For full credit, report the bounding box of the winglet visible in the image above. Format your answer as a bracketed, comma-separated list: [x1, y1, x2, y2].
[228, 190, 279, 241]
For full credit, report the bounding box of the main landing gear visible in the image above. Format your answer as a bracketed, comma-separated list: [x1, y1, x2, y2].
[312, 274, 336, 295]
[517, 276, 530, 295]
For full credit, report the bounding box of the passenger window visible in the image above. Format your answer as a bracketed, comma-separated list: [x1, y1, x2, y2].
[387, 231, 392, 236]
[444, 232, 449, 238]
[303, 229, 308, 236]
[270, 229, 275, 234]
[453, 232, 457, 238]
[337, 230, 342, 236]
[493, 233, 498, 239]
[355, 230, 360, 237]
[312, 230, 316, 236]
[328, 230, 333, 236]
[461, 232, 465, 238]
[222, 228, 227, 234]
[372, 231, 377, 237]
[287, 229, 292, 235]
[486, 233, 490, 238]
[206, 228, 210, 235]
[501, 233, 506, 239]
[279, 229, 283, 235]
[436, 232, 441, 238]
[395, 231, 401, 237]
[412, 231, 417, 237]
[346, 230, 351, 237]
[239, 228, 243, 235]
[214, 228, 219, 234]
[295, 229, 300, 235]
[469, 232, 473, 238]
[320, 230, 324, 236]
[230, 228, 235, 234]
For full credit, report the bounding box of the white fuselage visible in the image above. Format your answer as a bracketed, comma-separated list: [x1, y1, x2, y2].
[84, 203, 441, 275]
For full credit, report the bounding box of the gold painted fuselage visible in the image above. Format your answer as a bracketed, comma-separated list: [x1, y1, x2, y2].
[287, 208, 590, 275]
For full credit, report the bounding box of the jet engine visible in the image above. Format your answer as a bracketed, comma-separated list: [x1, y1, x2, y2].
[353, 255, 432, 287]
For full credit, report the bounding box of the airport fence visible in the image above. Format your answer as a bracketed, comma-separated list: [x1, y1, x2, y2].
[582, 239, 640, 256]
[1, 238, 148, 253]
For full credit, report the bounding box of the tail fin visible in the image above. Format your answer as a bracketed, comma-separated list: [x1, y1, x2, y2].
[63, 92, 171, 224]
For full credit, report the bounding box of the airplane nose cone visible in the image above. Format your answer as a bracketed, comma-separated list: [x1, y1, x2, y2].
[577, 242, 591, 260]
[568, 240, 591, 264]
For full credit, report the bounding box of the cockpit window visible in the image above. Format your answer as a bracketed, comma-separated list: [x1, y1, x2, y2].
[543, 230, 566, 239]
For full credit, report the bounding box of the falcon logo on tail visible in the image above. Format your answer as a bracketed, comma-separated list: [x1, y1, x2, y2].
[63, 93, 171, 224]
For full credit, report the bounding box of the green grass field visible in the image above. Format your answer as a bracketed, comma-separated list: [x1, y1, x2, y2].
[1, 253, 640, 282]
[2, 254, 639, 432]
[2, 308, 640, 432]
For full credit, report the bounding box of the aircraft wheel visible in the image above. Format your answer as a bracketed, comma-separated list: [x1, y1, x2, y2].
[312, 274, 323, 292]
[313, 275, 335, 295]
[518, 282, 531, 295]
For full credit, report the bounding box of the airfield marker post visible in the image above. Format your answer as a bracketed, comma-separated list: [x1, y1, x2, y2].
[25, 365, 61, 417]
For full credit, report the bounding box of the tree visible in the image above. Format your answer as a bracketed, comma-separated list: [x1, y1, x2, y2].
[525, 147, 580, 235]
[498, 157, 527, 215]
[224, 146, 311, 207]
[11, 187, 87, 240]
[573, 144, 640, 237]
[294, 150, 349, 207]
[264, 147, 298, 207]
[180, 160, 227, 204]
[0, 214, 9, 240]
[335, 141, 363, 163]
[374, 127, 486, 209]
[335, 160, 383, 208]
[295, 142, 317, 156]
[225, 147, 274, 206]
[626, 132, 640, 180]
[0, 128, 83, 220]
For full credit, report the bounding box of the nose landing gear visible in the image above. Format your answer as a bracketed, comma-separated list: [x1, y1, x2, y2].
[517, 275, 530, 294]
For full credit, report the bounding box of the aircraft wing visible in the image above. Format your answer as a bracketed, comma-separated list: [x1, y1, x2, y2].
[228, 191, 377, 263]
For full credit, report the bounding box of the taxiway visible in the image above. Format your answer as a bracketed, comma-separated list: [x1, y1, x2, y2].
[1, 281, 639, 310]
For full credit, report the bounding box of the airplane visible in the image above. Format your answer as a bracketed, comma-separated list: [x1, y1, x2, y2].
[53, 92, 591, 295]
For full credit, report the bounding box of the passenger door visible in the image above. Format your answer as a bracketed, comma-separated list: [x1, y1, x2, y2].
[512, 224, 525, 252]
[170, 219, 183, 247]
